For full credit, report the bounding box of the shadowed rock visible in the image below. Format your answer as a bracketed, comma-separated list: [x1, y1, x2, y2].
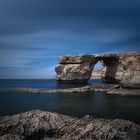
[0, 110, 140, 140]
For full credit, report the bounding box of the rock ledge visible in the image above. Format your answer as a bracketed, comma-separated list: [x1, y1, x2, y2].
[0, 110, 140, 140]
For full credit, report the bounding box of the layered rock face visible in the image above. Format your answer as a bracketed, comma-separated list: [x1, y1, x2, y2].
[0, 110, 140, 140]
[55, 52, 140, 88]
[55, 55, 96, 83]
[100, 52, 140, 88]
[115, 53, 140, 88]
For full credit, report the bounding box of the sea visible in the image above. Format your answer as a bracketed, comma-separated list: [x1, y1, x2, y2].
[0, 79, 140, 124]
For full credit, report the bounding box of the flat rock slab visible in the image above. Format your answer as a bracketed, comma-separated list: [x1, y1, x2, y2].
[59, 54, 95, 64]
[0, 84, 140, 96]
[0, 110, 140, 140]
[107, 88, 140, 96]
[16, 86, 95, 93]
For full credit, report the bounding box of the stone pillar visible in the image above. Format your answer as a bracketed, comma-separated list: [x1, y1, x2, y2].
[100, 56, 119, 83]
[99, 53, 140, 88]
[115, 53, 140, 88]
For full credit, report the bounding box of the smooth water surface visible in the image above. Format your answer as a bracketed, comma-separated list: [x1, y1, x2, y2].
[0, 79, 101, 89]
[0, 79, 140, 124]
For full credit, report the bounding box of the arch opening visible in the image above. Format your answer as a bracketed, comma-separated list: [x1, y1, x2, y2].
[91, 61, 103, 79]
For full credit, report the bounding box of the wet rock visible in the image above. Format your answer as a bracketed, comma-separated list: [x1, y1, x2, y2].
[0, 110, 140, 140]
[0, 134, 24, 140]
[107, 88, 140, 96]
[1, 84, 139, 96]
[16, 85, 95, 93]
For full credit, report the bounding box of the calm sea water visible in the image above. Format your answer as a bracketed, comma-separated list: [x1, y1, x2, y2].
[0, 79, 140, 124]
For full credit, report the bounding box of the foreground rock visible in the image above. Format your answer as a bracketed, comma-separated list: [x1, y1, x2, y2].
[0, 110, 140, 140]
[55, 52, 140, 88]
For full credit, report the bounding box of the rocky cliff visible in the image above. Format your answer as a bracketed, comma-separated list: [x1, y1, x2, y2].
[55, 52, 140, 88]
[0, 110, 140, 140]
[115, 52, 140, 88]
[55, 55, 96, 83]
[99, 52, 140, 88]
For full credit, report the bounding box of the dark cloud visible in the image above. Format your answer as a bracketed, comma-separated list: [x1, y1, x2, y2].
[0, 0, 140, 37]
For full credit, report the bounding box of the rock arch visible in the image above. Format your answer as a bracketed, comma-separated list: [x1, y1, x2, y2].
[95, 55, 119, 83]
[55, 52, 140, 88]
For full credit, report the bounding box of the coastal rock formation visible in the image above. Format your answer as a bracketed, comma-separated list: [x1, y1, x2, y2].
[1, 84, 140, 96]
[95, 54, 120, 83]
[55, 52, 140, 88]
[0, 110, 140, 140]
[55, 55, 96, 83]
[115, 53, 140, 88]
[16, 85, 95, 93]
[55, 63, 93, 82]
[100, 52, 140, 88]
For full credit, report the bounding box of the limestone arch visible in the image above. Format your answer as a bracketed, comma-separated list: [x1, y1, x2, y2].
[55, 54, 120, 83]
[94, 56, 119, 83]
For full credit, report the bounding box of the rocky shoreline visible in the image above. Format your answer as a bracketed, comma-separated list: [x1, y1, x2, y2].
[107, 88, 140, 96]
[0, 110, 140, 140]
[0, 84, 140, 96]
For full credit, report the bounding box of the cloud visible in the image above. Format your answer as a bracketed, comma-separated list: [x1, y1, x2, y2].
[93, 30, 136, 44]
[0, 49, 52, 67]
[0, 0, 140, 78]
[0, 28, 139, 68]
[29, 66, 55, 79]
[0, 66, 56, 79]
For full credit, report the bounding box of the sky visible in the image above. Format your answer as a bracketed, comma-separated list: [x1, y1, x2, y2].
[0, 0, 140, 79]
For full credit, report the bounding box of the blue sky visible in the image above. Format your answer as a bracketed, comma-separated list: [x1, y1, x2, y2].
[0, 0, 140, 79]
